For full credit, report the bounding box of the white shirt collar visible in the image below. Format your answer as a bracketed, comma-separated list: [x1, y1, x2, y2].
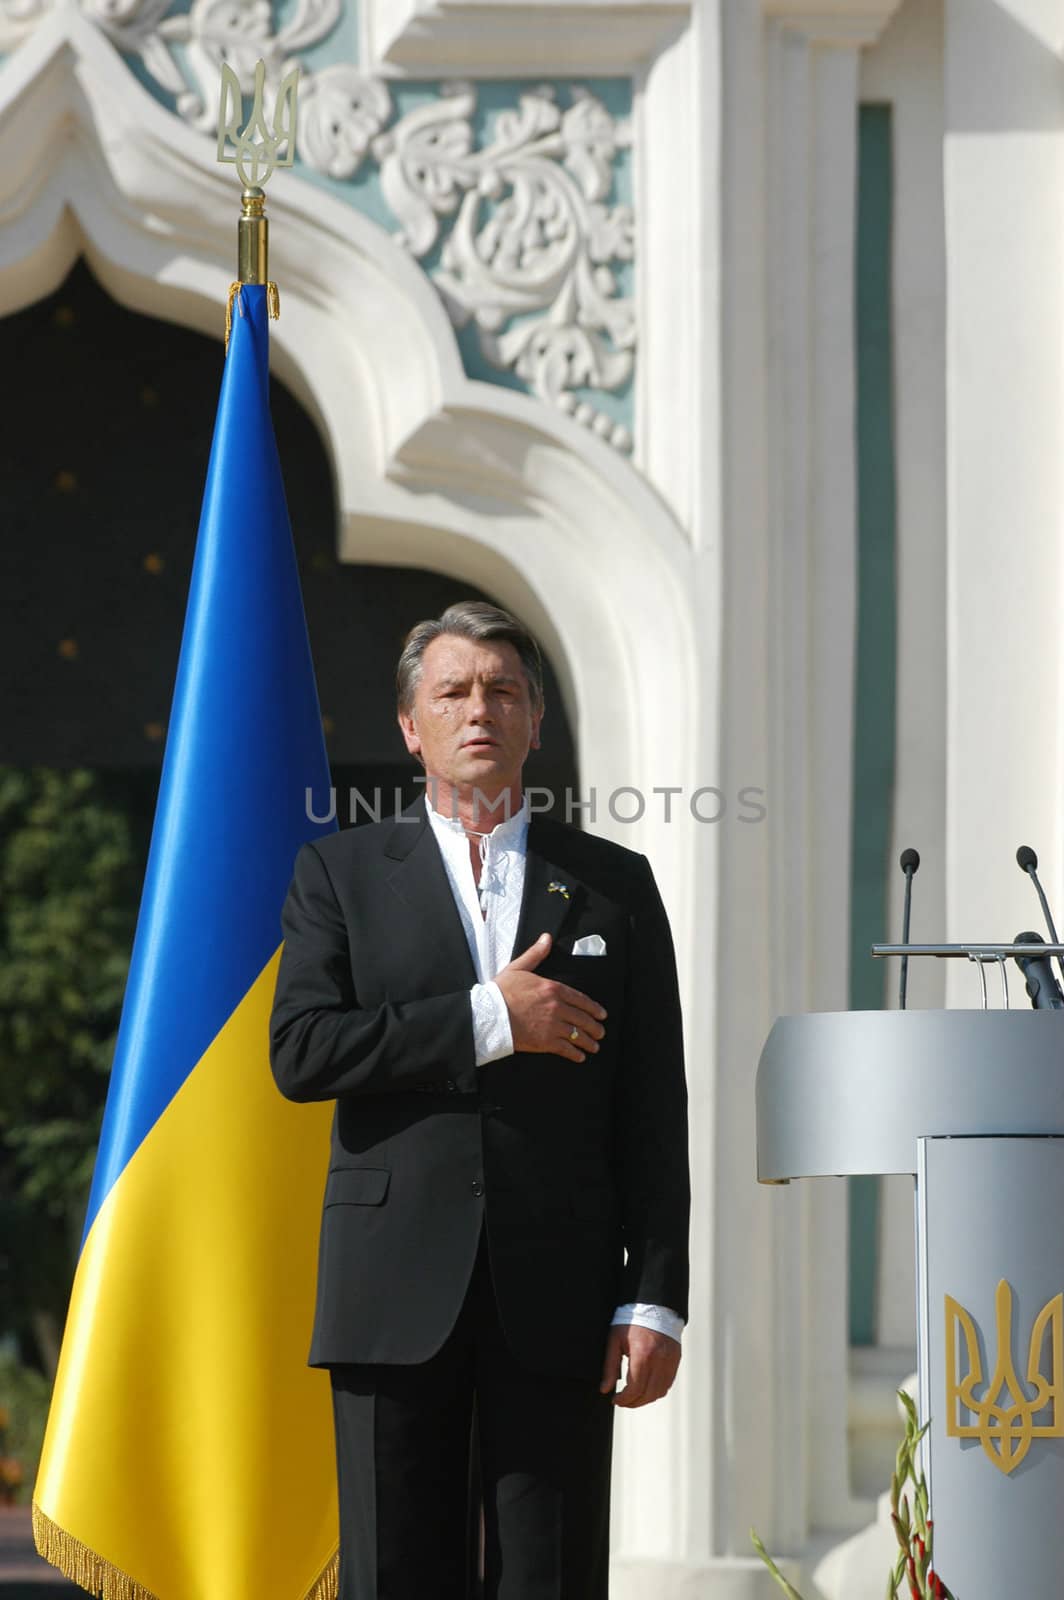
[425, 791, 529, 854]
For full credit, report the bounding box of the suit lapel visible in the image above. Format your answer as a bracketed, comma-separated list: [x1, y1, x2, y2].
[382, 804, 585, 982]
[382, 801, 478, 989]
[515, 819, 586, 956]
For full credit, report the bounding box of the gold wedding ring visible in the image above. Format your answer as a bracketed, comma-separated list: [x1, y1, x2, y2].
[569, 1027, 580, 1043]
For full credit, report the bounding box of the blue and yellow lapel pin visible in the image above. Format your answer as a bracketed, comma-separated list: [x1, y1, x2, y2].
[547, 880, 571, 900]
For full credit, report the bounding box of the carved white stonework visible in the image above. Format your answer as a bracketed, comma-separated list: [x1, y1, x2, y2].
[298, 65, 392, 178]
[0, 0, 50, 49]
[0, 0, 636, 444]
[375, 82, 634, 449]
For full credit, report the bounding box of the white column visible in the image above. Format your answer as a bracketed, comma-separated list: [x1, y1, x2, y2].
[759, 0, 903, 1546]
[613, 5, 727, 1593]
[619, 1, 902, 1588]
[943, 0, 1064, 984]
[555, 0, 907, 1586]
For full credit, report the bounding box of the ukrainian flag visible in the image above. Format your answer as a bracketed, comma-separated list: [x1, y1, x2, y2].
[33, 284, 340, 1600]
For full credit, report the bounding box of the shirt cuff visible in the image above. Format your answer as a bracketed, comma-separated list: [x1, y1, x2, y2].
[471, 981, 514, 1066]
[610, 1303, 685, 1344]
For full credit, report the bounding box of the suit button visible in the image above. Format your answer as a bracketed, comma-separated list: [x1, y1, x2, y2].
[471, 1181, 484, 1197]
[446, 1079, 457, 1092]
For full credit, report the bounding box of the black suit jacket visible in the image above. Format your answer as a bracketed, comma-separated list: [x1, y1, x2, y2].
[269, 802, 689, 1382]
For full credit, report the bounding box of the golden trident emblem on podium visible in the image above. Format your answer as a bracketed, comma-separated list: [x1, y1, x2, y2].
[945, 1280, 1064, 1474]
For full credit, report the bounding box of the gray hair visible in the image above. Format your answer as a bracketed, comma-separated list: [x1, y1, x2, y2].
[396, 601, 544, 714]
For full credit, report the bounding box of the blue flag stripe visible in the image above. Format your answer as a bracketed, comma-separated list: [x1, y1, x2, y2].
[83, 288, 335, 1244]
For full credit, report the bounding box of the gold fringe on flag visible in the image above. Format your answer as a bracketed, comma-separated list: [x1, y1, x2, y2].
[303, 1550, 339, 1600]
[32, 1503, 160, 1600]
[33, 1502, 338, 1600]
[225, 282, 282, 354]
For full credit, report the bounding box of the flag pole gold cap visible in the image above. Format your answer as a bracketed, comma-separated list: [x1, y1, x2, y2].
[238, 187, 268, 286]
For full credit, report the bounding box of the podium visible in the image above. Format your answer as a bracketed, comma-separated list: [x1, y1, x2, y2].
[757, 1010, 1064, 1597]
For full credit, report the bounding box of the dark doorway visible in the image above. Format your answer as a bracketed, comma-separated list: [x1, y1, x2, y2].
[0, 259, 578, 813]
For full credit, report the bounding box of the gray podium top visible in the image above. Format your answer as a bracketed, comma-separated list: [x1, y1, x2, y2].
[756, 1009, 1064, 1181]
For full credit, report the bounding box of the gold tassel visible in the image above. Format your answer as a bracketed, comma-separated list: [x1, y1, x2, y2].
[225, 282, 280, 353]
[224, 281, 242, 354]
[302, 1550, 339, 1600]
[32, 1503, 160, 1600]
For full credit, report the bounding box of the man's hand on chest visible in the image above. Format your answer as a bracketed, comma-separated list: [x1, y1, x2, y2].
[494, 932, 607, 1064]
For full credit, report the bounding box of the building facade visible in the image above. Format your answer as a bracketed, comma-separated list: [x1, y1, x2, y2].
[3, 0, 1061, 1591]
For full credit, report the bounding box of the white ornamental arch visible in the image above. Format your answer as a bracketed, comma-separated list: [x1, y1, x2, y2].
[0, 8, 702, 908]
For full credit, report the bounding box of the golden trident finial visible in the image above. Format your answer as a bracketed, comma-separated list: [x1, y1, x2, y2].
[216, 60, 299, 342]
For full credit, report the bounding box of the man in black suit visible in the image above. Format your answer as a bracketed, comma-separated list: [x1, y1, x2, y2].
[270, 601, 689, 1600]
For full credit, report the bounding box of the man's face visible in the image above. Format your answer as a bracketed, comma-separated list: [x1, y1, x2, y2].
[398, 634, 542, 802]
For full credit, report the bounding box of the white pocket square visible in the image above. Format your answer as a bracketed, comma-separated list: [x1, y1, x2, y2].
[572, 934, 607, 956]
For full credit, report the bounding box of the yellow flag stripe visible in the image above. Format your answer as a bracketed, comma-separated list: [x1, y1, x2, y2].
[35, 948, 339, 1600]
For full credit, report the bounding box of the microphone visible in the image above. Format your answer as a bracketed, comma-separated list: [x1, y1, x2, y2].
[1016, 845, 1064, 987]
[898, 848, 920, 1010]
[1013, 931, 1064, 1010]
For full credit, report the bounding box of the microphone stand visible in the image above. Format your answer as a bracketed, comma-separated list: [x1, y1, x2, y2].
[898, 849, 920, 1011]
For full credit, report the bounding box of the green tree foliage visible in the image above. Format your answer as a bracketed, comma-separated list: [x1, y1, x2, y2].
[0, 768, 140, 1374]
[0, 1352, 51, 1504]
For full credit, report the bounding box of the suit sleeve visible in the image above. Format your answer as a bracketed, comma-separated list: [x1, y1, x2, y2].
[269, 840, 479, 1101]
[615, 854, 690, 1320]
